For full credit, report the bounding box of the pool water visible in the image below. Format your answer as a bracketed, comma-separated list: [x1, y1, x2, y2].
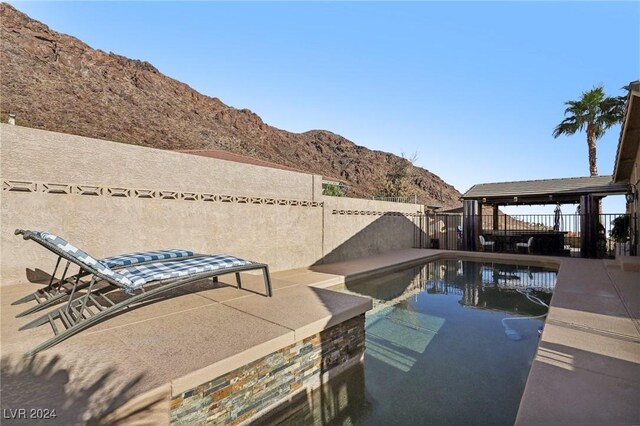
[276, 259, 556, 426]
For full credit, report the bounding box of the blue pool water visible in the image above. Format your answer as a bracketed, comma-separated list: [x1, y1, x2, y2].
[276, 259, 557, 425]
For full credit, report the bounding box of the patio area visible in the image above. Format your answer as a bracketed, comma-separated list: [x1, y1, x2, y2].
[459, 176, 634, 258]
[2, 248, 638, 424]
[1, 122, 638, 424]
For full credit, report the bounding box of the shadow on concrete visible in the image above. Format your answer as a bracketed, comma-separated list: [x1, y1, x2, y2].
[25, 268, 51, 284]
[0, 354, 151, 425]
[536, 339, 639, 379]
[519, 338, 640, 424]
[313, 213, 421, 266]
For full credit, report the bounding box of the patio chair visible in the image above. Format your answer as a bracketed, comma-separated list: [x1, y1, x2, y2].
[516, 237, 534, 254]
[13, 230, 198, 317]
[15, 230, 272, 356]
[478, 235, 495, 252]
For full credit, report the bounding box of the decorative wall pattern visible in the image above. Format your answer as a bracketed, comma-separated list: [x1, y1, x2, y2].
[331, 209, 421, 217]
[2, 180, 323, 208]
[1, 180, 424, 215]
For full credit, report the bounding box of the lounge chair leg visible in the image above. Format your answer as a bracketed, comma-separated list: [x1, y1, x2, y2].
[235, 272, 242, 289]
[47, 256, 62, 288]
[16, 272, 92, 317]
[54, 261, 72, 292]
[76, 278, 97, 318]
[65, 274, 84, 314]
[262, 266, 272, 297]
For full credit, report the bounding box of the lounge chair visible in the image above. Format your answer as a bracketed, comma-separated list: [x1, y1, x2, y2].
[15, 230, 272, 356]
[13, 230, 198, 317]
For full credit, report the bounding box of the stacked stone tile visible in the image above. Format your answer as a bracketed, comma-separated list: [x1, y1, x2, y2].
[170, 314, 365, 425]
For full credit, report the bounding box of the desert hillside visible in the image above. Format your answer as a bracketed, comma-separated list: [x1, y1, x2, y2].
[0, 3, 461, 208]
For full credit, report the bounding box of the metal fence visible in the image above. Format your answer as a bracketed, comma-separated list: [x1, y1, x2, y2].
[414, 212, 636, 258]
[371, 195, 418, 204]
[413, 213, 463, 250]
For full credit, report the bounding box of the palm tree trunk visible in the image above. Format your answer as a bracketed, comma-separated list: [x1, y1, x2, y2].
[587, 122, 598, 176]
[586, 122, 603, 237]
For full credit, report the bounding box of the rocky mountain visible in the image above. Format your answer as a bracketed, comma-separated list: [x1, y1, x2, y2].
[0, 3, 461, 208]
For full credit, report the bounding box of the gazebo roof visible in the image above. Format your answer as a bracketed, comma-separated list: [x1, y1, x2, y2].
[462, 175, 628, 205]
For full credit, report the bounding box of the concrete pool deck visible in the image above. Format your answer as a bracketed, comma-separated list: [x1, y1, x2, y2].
[0, 262, 376, 423]
[1, 248, 638, 424]
[515, 256, 640, 425]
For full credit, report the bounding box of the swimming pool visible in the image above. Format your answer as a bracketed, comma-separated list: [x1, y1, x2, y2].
[277, 258, 557, 425]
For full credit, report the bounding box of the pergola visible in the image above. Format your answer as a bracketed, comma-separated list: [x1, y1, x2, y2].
[460, 176, 629, 257]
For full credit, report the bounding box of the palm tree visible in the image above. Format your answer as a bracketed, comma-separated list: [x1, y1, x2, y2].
[552, 85, 625, 176]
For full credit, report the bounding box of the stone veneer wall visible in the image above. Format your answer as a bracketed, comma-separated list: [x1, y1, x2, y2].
[170, 314, 365, 425]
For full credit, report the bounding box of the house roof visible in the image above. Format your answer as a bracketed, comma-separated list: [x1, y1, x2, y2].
[613, 83, 640, 183]
[462, 175, 628, 205]
[177, 149, 347, 184]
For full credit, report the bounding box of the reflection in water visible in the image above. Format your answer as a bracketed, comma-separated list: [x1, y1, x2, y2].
[269, 360, 369, 426]
[337, 259, 555, 317]
[279, 259, 557, 425]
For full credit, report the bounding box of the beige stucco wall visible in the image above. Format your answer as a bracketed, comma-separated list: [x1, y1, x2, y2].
[1, 124, 318, 199]
[320, 197, 424, 264]
[1, 125, 421, 285]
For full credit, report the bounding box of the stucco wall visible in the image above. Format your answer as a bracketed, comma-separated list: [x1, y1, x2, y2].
[1, 125, 421, 285]
[320, 197, 424, 264]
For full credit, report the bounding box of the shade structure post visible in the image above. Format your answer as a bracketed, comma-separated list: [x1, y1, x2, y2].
[580, 195, 598, 258]
[462, 200, 479, 251]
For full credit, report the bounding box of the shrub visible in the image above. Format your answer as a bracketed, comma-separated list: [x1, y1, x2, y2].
[610, 215, 630, 243]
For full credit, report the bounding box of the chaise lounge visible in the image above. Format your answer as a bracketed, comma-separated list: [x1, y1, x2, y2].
[13, 230, 198, 317]
[15, 229, 272, 356]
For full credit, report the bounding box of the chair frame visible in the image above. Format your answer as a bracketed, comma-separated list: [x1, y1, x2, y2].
[13, 230, 201, 317]
[516, 236, 535, 254]
[16, 230, 272, 357]
[479, 235, 495, 252]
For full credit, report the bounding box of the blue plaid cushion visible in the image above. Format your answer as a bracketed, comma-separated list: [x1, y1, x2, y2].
[28, 232, 249, 294]
[30, 231, 194, 269]
[32, 231, 134, 288]
[102, 249, 195, 268]
[32, 231, 105, 269]
[118, 255, 252, 291]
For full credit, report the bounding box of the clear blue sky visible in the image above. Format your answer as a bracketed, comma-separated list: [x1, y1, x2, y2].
[9, 1, 640, 213]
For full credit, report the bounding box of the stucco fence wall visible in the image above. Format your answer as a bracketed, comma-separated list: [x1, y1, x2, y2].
[1, 124, 422, 286]
[320, 197, 423, 264]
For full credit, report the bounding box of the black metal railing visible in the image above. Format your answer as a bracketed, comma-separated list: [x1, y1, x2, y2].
[371, 195, 418, 204]
[413, 213, 463, 250]
[414, 212, 636, 258]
